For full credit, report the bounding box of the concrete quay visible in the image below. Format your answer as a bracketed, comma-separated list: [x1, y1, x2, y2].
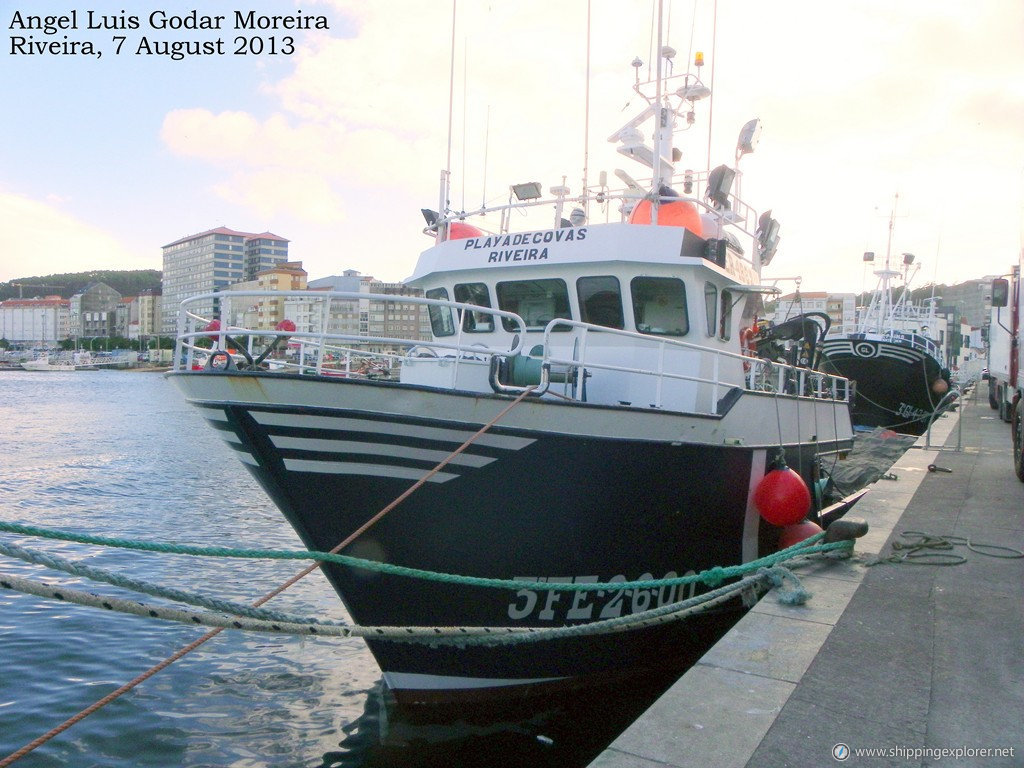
[591, 387, 1024, 768]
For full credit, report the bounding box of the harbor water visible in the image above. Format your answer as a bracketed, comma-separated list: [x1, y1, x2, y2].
[0, 371, 709, 767]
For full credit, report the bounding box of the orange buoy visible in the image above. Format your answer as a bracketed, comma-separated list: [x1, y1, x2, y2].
[276, 319, 296, 332]
[628, 199, 703, 236]
[754, 467, 811, 527]
[448, 221, 484, 240]
[778, 519, 824, 549]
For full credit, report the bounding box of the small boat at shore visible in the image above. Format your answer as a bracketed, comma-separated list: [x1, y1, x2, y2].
[169, 11, 858, 706]
[820, 201, 952, 435]
[21, 356, 76, 372]
[20, 351, 99, 372]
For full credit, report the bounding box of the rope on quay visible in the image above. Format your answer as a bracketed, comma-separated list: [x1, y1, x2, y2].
[866, 530, 1024, 566]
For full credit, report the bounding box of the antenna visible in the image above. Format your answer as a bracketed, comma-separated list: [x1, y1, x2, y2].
[480, 105, 490, 211]
[461, 35, 467, 213]
[582, 0, 591, 217]
[706, 0, 718, 169]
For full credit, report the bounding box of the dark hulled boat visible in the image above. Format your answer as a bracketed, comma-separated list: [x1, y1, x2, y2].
[168, 24, 855, 705]
[820, 202, 952, 436]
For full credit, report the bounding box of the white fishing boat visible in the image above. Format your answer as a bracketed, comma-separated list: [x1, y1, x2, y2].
[168, 7, 858, 705]
[21, 356, 76, 372]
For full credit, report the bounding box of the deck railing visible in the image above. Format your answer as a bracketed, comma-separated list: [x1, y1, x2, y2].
[175, 291, 850, 414]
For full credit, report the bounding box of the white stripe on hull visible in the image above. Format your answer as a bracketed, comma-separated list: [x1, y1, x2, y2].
[253, 410, 536, 451]
[383, 670, 566, 692]
[171, 374, 853, 451]
[269, 435, 498, 467]
[282, 458, 459, 482]
[742, 449, 767, 563]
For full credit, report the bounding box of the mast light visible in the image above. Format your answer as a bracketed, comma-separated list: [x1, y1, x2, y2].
[677, 84, 711, 101]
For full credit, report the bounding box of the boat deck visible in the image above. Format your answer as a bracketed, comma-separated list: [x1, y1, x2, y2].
[591, 385, 1024, 767]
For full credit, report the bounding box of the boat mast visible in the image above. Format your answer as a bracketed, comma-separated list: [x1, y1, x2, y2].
[437, 0, 458, 243]
[860, 194, 902, 334]
[651, 0, 665, 225]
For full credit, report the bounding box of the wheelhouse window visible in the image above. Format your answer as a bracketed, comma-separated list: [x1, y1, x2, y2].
[719, 288, 733, 340]
[425, 287, 455, 337]
[577, 276, 624, 329]
[453, 283, 494, 333]
[496, 279, 571, 332]
[703, 282, 717, 337]
[631, 277, 688, 336]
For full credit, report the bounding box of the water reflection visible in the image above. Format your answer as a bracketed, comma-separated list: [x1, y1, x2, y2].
[322, 610, 743, 768]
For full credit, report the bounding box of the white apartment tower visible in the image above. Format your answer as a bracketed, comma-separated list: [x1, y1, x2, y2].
[161, 227, 289, 332]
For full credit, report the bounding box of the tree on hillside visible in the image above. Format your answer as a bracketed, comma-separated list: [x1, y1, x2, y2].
[0, 270, 162, 300]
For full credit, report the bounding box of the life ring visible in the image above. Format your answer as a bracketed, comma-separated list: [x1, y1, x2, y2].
[206, 350, 234, 371]
[740, 326, 757, 372]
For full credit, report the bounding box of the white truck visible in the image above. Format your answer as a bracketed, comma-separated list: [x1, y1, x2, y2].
[987, 268, 1015, 422]
[989, 265, 1023, 479]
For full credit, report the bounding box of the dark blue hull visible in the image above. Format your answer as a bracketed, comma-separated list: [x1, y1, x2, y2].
[172, 372, 847, 703]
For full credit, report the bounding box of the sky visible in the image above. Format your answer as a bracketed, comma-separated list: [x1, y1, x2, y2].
[1, 0, 1022, 296]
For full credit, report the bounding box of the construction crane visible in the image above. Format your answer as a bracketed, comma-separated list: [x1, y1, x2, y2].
[9, 282, 62, 298]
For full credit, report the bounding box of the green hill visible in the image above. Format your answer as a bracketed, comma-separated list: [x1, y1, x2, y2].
[0, 270, 162, 301]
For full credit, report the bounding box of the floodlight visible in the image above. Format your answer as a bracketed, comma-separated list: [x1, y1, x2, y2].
[421, 209, 439, 227]
[756, 209, 781, 266]
[902, 252, 915, 265]
[863, 251, 875, 262]
[736, 118, 762, 157]
[512, 182, 543, 201]
[706, 165, 735, 208]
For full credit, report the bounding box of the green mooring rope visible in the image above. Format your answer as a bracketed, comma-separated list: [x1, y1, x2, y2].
[866, 530, 1024, 566]
[0, 520, 852, 593]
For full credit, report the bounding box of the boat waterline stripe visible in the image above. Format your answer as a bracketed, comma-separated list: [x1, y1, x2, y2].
[382, 670, 566, 691]
[282, 458, 458, 483]
[270, 436, 496, 468]
[252, 411, 535, 450]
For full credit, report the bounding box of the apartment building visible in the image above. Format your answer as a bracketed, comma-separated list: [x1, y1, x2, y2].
[161, 227, 289, 332]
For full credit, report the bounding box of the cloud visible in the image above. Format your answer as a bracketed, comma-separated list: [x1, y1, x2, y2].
[153, 0, 1024, 291]
[0, 192, 142, 282]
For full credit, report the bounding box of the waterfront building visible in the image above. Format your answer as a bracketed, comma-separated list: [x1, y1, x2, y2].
[0, 295, 70, 344]
[773, 291, 857, 336]
[277, 270, 431, 363]
[69, 282, 122, 341]
[161, 227, 290, 332]
[121, 289, 162, 341]
[223, 262, 308, 330]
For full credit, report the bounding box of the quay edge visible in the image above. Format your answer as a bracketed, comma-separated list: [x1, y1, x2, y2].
[591, 386, 1024, 768]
